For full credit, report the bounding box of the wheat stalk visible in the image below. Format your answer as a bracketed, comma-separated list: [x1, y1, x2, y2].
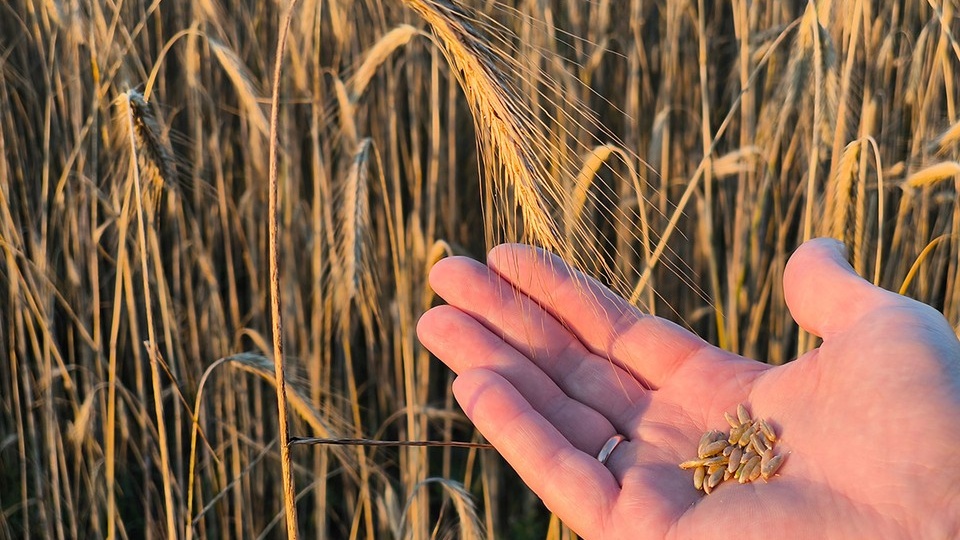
[267, 0, 301, 537]
[119, 89, 179, 540]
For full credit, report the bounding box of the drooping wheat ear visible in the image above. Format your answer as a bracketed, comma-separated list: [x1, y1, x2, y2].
[122, 89, 176, 219]
[337, 138, 373, 312]
[225, 353, 351, 447]
[208, 39, 270, 137]
[567, 144, 646, 258]
[904, 162, 960, 188]
[569, 145, 616, 237]
[399, 478, 485, 540]
[929, 120, 960, 155]
[711, 147, 762, 179]
[400, 0, 564, 255]
[349, 24, 421, 102]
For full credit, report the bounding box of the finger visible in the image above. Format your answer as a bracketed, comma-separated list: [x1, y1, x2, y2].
[427, 255, 647, 423]
[418, 305, 625, 452]
[485, 244, 710, 389]
[783, 238, 900, 338]
[453, 368, 619, 533]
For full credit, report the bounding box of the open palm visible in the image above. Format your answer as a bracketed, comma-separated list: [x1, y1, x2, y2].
[417, 239, 960, 539]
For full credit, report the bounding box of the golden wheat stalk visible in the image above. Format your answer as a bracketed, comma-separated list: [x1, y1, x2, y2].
[118, 88, 180, 539]
[266, 0, 302, 537]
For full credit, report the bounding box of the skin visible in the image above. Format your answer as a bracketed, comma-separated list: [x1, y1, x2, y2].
[417, 238, 960, 539]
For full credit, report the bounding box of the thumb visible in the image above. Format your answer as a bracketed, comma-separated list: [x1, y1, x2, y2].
[783, 238, 897, 338]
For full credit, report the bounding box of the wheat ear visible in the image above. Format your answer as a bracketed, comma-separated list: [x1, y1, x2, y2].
[400, 0, 564, 254]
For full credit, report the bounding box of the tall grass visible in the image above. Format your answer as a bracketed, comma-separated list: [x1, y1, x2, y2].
[1, 0, 959, 538]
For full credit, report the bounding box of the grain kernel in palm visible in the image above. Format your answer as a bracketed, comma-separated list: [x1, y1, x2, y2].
[758, 419, 777, 442]
[761, 453, 784, 479]
[699, 440, 728, 458]
[701, 456, 726, 467]
[707, 467, 725, 489]
[697, 431, 714, 456]
[727, 446, 742, 473]
[738, 425, 756, 446]
[750, 433, 768, 454]
[693, 466, 706, 490]
[728, 424, 744, 444]
[734, 461, 746, 479]
[724, 412, 739, 428]
[739, 456, 761, 484]
[737, 403, 751, 424]
[760, 448, 773, 469]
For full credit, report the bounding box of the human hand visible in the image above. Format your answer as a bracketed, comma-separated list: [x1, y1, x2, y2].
[416, 238, 960, 539]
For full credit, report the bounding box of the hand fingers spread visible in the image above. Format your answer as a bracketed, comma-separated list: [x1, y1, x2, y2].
[485, 243, 711, 389]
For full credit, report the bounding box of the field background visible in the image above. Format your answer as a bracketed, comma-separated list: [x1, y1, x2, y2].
[2, 0, 959, 538]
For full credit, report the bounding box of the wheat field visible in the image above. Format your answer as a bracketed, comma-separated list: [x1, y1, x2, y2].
[1, 0, 959, 538]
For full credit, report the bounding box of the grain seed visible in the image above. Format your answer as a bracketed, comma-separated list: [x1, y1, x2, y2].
[734, 461, 746, 480]
[701, 456, 727, 467]
[728, 424, 745, 445]
[738, 425, 756, 447]
[727, 446, 742, 473]
[707, 467, 725, 489]
[760, 448, 773, 469]
[737, 403, 751, 424]
[697, 431, 714, 456]
[699, 440, 729, 458]
[761, 453, 785, 479]
[758, 419, 777, 442]
[694, 466, 706, 490]
[724, 412, 740, 428]
[739, 456, 761, 484]
[750, 433, 769, 454]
